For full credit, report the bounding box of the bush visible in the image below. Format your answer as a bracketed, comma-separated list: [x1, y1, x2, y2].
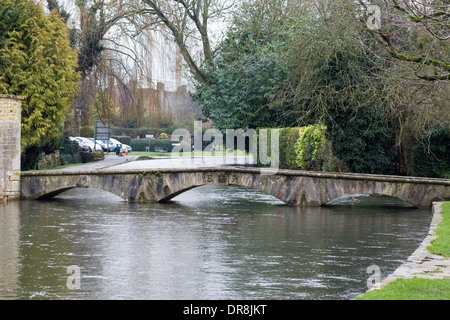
[93, 151, 104, 161]
[111, 127, 166, 138]
[412, 125, 450, 178]
[130, 138, 174, 152]
[295, 125, 326, 170]
[59, 134, 81, 165]
[80, 151, 93, 163]
[130, 139, 151, 152]
[257, 127, 300, 170]
[256, 126, 345, 172]
[21, 134, 63, 170]
[150, 139, 173, 152]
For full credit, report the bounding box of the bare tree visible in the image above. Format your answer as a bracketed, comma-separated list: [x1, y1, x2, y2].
[360, 0, 450, 81]
[134, 0, 238, 87]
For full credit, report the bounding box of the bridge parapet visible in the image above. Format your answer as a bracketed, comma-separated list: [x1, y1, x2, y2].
[20, 167, 450, 208]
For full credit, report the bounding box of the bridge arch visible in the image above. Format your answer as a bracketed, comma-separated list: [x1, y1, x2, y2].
[323, 194, 416, 207]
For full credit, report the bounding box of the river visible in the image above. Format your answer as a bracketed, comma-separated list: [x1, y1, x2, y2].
[0, 182, 432, 300]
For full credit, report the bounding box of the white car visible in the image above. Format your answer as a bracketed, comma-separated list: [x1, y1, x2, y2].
[69, 136, 90, 152]
[75, 137, 103, 152]
[100, 138, 132, 153]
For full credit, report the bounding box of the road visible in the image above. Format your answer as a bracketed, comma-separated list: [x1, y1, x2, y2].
[53, 154, 255, 171]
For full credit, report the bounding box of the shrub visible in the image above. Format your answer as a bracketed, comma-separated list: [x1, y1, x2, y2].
[412, 125, 450, 178]
[130, 139, 174, 152]
[295, 124, 327, 170]
[130, 139, 151, 152]
[80, 151, 93, 163]
[59, 134, 81, 165]
[256, 125, 345, 172]
[93, 151, 104, 161]
[257, 127, 301, 170]
[150, 139, 173, 152]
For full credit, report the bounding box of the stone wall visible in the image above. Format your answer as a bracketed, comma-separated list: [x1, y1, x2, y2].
[0, 95, 22, 202]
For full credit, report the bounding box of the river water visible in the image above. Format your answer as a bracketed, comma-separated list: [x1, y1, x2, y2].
[0, 185, 432, 300]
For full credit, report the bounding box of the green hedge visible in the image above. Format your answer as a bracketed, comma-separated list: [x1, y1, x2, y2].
[257, 127, 301, 170]
[257, 125, 345, 171]
[111, 127, 168, 138]
[130, 139, 174, 152]
[111, 135, 132, 145]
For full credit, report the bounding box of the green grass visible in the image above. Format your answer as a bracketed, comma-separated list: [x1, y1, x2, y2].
[428, 202, 450, 257]
[355, 278, 450, 300]
[29, 163, 85, 171]
[356, 201, 450, 300]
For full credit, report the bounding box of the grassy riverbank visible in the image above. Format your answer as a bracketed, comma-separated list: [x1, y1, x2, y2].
[356, 202, 450, 300]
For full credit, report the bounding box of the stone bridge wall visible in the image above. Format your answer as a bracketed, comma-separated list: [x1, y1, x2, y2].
[0, 95, 22, 203]
[20, 168, 450, 208]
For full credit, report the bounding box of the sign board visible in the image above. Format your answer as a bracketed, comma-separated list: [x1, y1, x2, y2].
[94, 120, 111, 140]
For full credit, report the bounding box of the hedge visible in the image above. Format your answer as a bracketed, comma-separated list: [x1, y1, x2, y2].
[257, 127, 301, 170]
[111, 127, 168, 138]
[111, 135, 132, 145]
[130, 139, 174, 152]
[257, 125, 345, 172]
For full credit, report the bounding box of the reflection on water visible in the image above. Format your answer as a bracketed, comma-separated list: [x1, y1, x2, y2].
[0, 185, 432, 300]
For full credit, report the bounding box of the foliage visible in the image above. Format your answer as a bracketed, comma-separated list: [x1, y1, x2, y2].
[59, 132, 81, 166]
[111, 135, 132, 145]
[279, 128, 301, 170]
[130, 139, 173, 152]
[80, 151, 93, 163]
[274, 6, 402, 174]
[0, 0, 79, 153]
[367, 0, 450, 81]
[295, 124, 334, 171]
[93, 90, 117, 124]
[193, 1, 292, 131]
[80, 126, 94, 138]
[412, 125, 450, 178]
[159, 133, 168, 139]
[20, 133, 63, 171]
[256, 127, 305, 170]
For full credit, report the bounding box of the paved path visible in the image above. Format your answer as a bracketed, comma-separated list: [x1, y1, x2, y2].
[52, 154, 139, 171]
[51, 154, 255, 171]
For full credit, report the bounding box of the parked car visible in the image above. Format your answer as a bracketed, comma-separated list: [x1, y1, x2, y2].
[69, 136, 90, 152]
[100, 138, 132, 153]
[87, 138, 109, 152]
[93, 139, 110, 152]
[75, 137, 103, 152]
[98, 139, 116, 152]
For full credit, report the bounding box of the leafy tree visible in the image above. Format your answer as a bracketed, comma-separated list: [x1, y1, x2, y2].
[193, 0, 293, 131]
[0, 0, 80, 154]
[272, 1, 402, 174]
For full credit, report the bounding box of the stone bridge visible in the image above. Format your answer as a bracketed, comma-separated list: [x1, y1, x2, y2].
[20, 167, 450, 208]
